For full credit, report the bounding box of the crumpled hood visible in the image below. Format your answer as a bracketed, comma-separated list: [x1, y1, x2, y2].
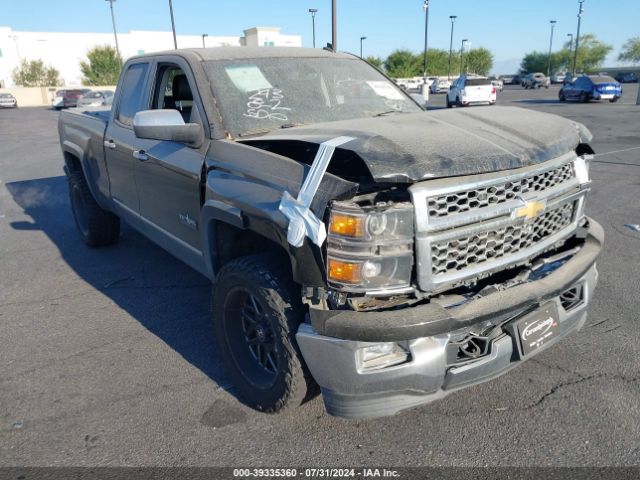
[251, 106, 592, 183]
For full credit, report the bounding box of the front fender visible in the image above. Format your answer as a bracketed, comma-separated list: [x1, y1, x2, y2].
[202, 140, 357, 287]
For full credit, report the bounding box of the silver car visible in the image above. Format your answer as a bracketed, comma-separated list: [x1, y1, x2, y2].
[77, 90, 115, 108]
[0, 93, 18, 108]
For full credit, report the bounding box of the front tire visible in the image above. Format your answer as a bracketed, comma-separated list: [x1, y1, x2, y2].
[213, 254, 314, 413]
[580, 92, 589, 103]
[68, 171, 120, 247]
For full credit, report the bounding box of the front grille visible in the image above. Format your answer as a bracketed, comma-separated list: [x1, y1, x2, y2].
[431, 202, 575, 276]
[428, 162, 574, 218]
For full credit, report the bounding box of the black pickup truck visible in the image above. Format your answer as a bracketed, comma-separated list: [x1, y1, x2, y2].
[58, 47, 602, 419]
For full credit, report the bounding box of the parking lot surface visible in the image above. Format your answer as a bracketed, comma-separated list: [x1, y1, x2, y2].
[1, 84, 639, 467]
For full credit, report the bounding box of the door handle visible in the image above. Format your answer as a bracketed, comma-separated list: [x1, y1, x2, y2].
[104, 139, 116, 149]
[132, 150, 149, 161]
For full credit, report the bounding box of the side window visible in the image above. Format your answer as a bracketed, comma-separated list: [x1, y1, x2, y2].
[151, 64, 196, 123]
[117, 63, 149, 126]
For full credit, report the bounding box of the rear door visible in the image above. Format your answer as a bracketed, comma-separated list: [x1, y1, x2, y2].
[133, 57, 208, 255]
[104, 60, 151, 215]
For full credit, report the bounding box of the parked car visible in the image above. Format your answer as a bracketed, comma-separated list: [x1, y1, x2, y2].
[522, 73, 550, 89]
[490, 78, 504, 92]
[77, 90, 115, 107]
[59, 47, 601, 419]
[614, 72, 638, 83]
[430, 78, 452, 94]
[0, 92, 18, 108]
[447, 75, 496, 107]
[499, 75, 514, 85]
[551, 72, 568, 84]
[511, 74, 523, 85]
[52, 90, 70, 109]
[52, 89, 91, 109]
[559, 75, 622, 103]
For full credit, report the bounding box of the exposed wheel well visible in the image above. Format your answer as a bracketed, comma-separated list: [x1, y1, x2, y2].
[211, 221, 291, 275]
[63, 151, 82, 173]
[576, 143, 595, 156]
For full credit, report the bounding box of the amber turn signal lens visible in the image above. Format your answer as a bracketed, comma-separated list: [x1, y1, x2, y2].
[328, 259, 362, 284]
[329, 213, 366, 237]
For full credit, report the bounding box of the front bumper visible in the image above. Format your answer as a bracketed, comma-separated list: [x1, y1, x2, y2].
[297, 219, 603, 419]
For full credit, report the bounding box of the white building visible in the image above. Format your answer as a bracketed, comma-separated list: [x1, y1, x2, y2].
[0, 26, 302, 87]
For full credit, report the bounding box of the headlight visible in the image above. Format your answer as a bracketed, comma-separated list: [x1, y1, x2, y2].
[327, 202, 414, 293]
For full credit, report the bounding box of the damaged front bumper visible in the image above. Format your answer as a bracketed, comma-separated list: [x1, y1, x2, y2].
[296, 218, 603, 419]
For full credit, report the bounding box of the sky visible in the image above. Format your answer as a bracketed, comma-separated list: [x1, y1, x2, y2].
[1, 0, 637, 73]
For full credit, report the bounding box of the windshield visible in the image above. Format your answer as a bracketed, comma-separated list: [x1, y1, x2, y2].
[590, 76, 616, 83]
[0, 93, 12, 98]
[85, 91, 103, 98]
[203, 57, 421, 137]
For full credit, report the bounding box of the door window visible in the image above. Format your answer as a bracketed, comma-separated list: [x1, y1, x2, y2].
[152, 65, 197, 123]
[117, 63, 149, 126]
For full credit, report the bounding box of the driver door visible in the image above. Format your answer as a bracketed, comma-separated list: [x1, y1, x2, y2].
[133, 59, 208, 257]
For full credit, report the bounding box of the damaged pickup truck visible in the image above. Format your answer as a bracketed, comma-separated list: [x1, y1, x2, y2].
[58, 47, 603, 419]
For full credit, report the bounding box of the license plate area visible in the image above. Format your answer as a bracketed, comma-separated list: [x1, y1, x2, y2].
[513, 303, 560, 356]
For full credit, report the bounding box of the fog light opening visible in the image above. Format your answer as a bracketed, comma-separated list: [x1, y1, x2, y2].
[358, 343, 410, 371]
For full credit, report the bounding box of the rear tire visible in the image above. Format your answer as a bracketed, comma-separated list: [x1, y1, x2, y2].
[213, 254, 315, 413]
[609, 97, 619, 103]
[446, 97, 452, 108]
[580, 92, 589, 103]
[68, 171, 120, 247]
[559, 91, 566, 102]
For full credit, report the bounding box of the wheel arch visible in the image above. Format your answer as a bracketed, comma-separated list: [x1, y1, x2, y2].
[201, 200, 326, 288]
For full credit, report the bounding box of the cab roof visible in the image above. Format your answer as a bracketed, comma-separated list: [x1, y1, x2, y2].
[140, 47, 357, 62]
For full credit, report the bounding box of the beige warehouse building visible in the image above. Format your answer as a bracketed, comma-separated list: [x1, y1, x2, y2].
[0, 26, 302, 87]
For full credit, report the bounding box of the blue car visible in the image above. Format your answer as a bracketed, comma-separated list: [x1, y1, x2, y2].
[559, 75, 622, 103]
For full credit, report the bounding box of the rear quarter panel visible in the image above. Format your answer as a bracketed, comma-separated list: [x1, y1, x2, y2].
[58, 109, 112, 207]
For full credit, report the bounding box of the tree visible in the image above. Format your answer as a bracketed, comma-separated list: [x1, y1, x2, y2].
[520, 51, 565, 74]
[618, 37, 640, 64]
[566, 34, 612, 72]
[80, 45, 122, 86]
[385, 49, 422, 78]
[521, 34, 612, 74]
[365, 56, 384, 70]
[424, 49, 454, 76]
[464, 48, 494, 76]
[11, 59, 60, 86]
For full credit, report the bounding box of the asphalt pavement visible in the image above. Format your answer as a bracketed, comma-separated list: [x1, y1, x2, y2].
[1, 84, 639, 467]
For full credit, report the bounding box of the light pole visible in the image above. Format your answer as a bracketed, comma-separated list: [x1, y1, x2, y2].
[447, 15, 457, 80]
[459, 38, 468, 75]
[422, 0, 430, 78]
[331, 0, 337, 51]
[201, 34, 208, 48]
[309, 9, 318, 48]
[573, 0, 584, 76]
[168, 0, 178, 49]
[547, 20, 557, 78]
[105, 0, 121, 59]
[360, 36, 367, 58]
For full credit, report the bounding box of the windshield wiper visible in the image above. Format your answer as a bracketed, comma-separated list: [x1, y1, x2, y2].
[374, 110, 408, 117]
[280, 123, 306, 129]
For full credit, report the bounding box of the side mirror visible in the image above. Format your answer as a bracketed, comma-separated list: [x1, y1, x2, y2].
[133, 110, 202, 146]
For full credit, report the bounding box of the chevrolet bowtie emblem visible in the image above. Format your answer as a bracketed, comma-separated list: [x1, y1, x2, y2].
[514, 200, 546, 220]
